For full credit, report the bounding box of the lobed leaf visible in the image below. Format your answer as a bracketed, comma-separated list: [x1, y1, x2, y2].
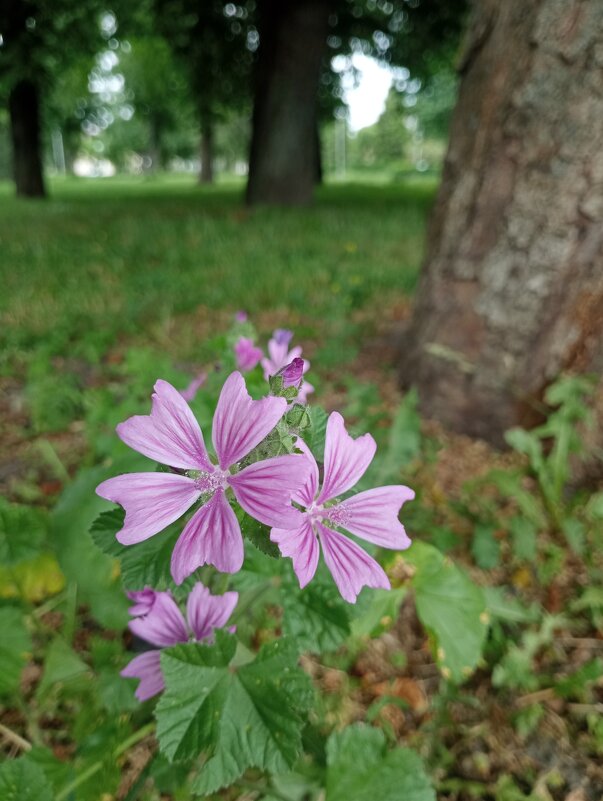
[156, 632, 312, 795]
[326, 724, 435, 801]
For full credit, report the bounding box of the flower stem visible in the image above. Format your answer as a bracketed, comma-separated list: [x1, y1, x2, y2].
[55, 722, 155, 801]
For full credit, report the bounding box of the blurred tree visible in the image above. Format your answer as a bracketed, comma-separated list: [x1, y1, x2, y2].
[399, 0, 603, 445]
[246, 0, 332, 205]
[154, 0, 255, 183]
[246, 0, 467, 205]
[46, 57, 94, 173]
[348, 87, 411, 171]
[118, 36, 196, 169]
[0, 0, 113, 196]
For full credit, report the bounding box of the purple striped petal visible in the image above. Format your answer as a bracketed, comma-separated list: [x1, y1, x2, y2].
[117, 379, 211, 471]
[127, 588, 158, 617]
[121, 650, 164, 701]
[212, 372, 287, 469]
[186, 583, 239, 642]
[317, 412, 376, 504]
[336, 485, 414, 549]
[291, 439, 319, 507]
[96, 472, 200, 545]
[316, 522, 390, 604]
[271, 518, 319, 589]
[170, 490, 244, 584]
[128, 590, 188, 647]
[228, 454, 309, 528]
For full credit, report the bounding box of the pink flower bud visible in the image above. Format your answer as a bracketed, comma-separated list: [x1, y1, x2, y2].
[279, 357, 305, 388]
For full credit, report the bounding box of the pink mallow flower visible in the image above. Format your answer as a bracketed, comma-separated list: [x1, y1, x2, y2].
[122, 584, 238, 701]
[96, 372, 309, 584]
[271, 412, 414, 603]
[261, 329, 314, 403]
[180, 371, 207, 403]
[234, 336, 263, 372]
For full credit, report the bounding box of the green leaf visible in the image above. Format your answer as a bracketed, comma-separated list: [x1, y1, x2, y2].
[89, 508, 126, 557]
[325, 724, 435, 801]
[508, 516, 537, 562]
[376, 389, 421, 482]
[562, 517, 585, 556]
[471, 523, 500, 569]
[504, 428, 545, 476]
[0, 758, 53, 801]
[240, 512, 280, 559]
[485, 470, 546, 527]
[0, 606, 32, 697]
[555, 658, 603, 700]
[51, 464, 132, 628]
[306, 406, 328, 462]
[120, 527, 180, 590]
[282, 573, 350, 652]
[406, 542, 488, 683]
[0, 497, 47, 565]
[587, 492, 603, 520]
[37, 638, 90, 699]
[90, 505, 179, 590]
[156, 632, 312, 795]
[350, 587, 406, 638]
[484, 587, 538, 624]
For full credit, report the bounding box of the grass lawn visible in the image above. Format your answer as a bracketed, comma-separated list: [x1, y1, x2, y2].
[0, 174, 436, 369]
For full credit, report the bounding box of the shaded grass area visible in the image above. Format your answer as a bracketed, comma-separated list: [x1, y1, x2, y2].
[0, 175, 436, 368]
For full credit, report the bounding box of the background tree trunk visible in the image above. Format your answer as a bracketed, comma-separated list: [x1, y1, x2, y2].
[399, 0, 603, 446]
[9, 79, 46, 198]
[200, 121, 214, 184]
[246, 0, 331, 206]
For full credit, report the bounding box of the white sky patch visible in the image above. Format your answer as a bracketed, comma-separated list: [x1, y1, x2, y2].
[333, 53, 394, 132]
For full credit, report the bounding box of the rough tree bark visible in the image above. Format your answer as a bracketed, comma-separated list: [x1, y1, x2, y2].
[8, 79, 46, 198]
[400, 0, 603, 446]
[246, 0, 331, 206]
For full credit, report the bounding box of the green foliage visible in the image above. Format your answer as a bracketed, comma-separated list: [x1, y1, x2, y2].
[406, 542, 488, 683]
[504, 375, 596, 527]
[282, 573, 351, 653]
[0, 497, 46, 564]
[156, 632, 313, 794]
[0, 606, 32, 696]
[37, 638, 90, 700]
[471, 523, 500, 570]
[492, 615, 562, 692]
[51, 464, 131, 628]
[325, 724, 435, 801]
[0, 758, 54, 801]
[90, 506, 180, 589]
[374, 388, 421, 484]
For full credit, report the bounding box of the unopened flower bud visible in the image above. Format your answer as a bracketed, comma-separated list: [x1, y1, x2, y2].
[279, 357, 304, 388]
[235, 310, 248, 323]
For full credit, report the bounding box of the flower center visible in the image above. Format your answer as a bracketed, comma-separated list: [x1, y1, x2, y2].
[307, 502, 351, 528]
[194, 469, 230, 493]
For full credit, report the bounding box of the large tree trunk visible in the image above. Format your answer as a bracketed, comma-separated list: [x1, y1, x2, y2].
[8, 79, 46, 198]
[246, 0, 331, 206]
[200, 121, 214, 184]
[400, 0, 603, 446]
